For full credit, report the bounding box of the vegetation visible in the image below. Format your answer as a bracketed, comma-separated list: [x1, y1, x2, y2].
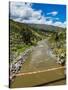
[10, 19, 66, 66]
[48, 29, 66, 66]
[10, 19, 66, 87]
[9, 19, 45, 63]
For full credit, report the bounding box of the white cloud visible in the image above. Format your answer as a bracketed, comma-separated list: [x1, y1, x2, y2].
[10, 2, 44, 22]
[47, 11, 58, 16]
[32, 10, 42, 19]
[10, 2, 66, 28]
[10, 2, 33, 19]
[10, 2, 47, 24]
[55, 18, 59, 20]
[21, 16, 46, 24]
[45, 20, 53, 25]
[53, 21, 66, 28]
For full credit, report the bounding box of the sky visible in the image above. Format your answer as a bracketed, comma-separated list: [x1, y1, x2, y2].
[10, 2, 66, 28]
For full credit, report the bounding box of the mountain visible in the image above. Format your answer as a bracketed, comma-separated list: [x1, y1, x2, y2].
[9, 19, 46, 62]
[9, 19, 66, 63]
[27, 23, 65, 32]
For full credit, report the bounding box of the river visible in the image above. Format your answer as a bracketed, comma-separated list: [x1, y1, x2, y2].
[20, 39, 60, 72]
[11, 39, 66, 88]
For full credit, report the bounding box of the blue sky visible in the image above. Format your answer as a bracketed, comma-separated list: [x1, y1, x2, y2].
[10, 2, 66, 28]
[32, 3, 66, 22]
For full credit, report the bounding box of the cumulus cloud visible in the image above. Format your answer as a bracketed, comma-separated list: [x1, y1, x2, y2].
[10, 2, 33, 19]
[53, 21, 66, 28]
[10, 2, 66, 28]
[10, 2, 45, 23]
[47, 11, 58, 16]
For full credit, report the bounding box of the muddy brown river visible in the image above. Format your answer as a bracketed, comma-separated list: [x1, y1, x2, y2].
[11, 39, 66, 88]
[20, 39, 61, 72]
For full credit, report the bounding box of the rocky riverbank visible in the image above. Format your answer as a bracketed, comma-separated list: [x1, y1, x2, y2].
[10, 46, 35, 82]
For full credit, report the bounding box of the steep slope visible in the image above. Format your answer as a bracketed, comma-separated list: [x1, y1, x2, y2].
[9, 19, 45, 63]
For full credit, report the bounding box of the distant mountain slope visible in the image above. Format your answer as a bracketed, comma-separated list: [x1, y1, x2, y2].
[27, 23, 65, 32]
[10, 19, 65, 31]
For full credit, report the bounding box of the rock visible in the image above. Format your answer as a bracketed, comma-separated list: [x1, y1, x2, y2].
[10, 46, 34, 81]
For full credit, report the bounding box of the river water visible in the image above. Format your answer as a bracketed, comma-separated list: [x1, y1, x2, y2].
[20, 39, 61, 73]
[11, 39, 66, 87]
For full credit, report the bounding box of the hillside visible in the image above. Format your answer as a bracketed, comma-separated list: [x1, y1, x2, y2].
[9, 19, 66, 65]
[10, 19, 66, 87]
[24, 23, 65, 32]
[9, 19, 46, 63]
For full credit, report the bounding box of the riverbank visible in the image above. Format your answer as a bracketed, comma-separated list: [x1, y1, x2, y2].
[10, 39, 44, 82]
[10, 38, 66, 88]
